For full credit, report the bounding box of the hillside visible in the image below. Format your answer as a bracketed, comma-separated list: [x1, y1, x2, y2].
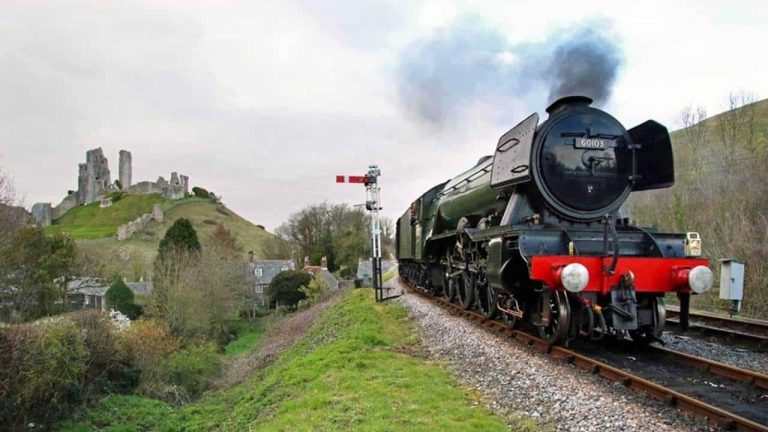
[628, 97, 768, 318]
[48, 194, 279, 279]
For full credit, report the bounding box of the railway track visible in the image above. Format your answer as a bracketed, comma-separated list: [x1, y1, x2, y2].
[665, 305, 768, 347]
[398, 278, 768, 432]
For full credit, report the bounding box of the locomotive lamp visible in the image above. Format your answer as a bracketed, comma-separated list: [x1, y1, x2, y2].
[558, 263, 589, 293]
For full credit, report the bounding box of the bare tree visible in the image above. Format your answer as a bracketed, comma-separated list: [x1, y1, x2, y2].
[679, 105, 708, 177]
[0, 167, 28, 244]
[716, 91, 757, 170]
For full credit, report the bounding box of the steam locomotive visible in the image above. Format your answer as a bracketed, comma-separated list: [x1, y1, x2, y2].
[396, 96, 713, 344]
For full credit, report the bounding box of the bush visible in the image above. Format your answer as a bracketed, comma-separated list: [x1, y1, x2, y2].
[191, 187, 209, 199]
[299, 278, 330, 308]
[0, 320, 87, 429]
[267, 271, 312, 309]
[119, 319, 179, 400]
[106, 279, 140, 319]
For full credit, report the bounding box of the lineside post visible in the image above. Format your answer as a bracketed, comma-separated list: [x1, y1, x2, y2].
[336, 165, 396, 302]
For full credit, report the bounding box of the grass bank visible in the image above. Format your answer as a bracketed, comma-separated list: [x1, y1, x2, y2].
[60, 289, 518, 431]
[47, 194, 168, 239]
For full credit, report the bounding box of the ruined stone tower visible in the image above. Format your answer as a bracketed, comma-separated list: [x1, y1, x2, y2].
[77, 148, 111, 205]
[119, 150, 132, 189]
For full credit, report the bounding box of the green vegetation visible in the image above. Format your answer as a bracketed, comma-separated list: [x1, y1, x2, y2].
[48, 194, 167, 239]
[629, 95, 768, 318]
[105, 278, 140, 319]
[71, 198, 279, 281]
[158, 217, 201, 258]
[192, 186, 210, 199]
[0, 226, 77, 322]
[224, 318, 269, 357]
[60, 289, 519, 431]
[267, 270, 311, 309]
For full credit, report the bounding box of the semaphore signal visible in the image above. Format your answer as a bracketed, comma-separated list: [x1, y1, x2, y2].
[336, 165, 399, 302]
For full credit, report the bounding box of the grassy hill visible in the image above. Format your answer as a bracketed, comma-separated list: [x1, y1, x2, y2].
[628, 97, 768, 318]
[48, 194, 279, 279]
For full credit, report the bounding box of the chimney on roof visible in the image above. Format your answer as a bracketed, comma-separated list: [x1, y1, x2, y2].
[248, 251, 254, 263]
[304, 256, 310, 268]
[321, 256, 328, 270]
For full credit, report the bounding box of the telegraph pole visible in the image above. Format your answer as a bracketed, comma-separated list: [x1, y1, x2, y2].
[336, 165, 385, 301]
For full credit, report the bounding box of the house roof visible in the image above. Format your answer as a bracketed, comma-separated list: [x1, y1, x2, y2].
[302, 266, 339, 289]
[249, 260, 295, 285]
[356, 259, 397, 279]
[68, 278, 110, 297]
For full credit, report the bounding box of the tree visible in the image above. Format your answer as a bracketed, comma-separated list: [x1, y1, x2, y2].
[106, 278, 139, 318]
[266, 270, 311, 309]
[275, 203, 371, 272]
[0, 226, 76, 322]
[191, 187, 210, 199]
[158, 218, 201, 259]
[0, 167, 27, 245]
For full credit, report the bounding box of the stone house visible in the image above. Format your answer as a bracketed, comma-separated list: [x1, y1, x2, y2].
[247, 256, 295, 307]
[68, 278, 110, 311]
[68, 277, 152, 311]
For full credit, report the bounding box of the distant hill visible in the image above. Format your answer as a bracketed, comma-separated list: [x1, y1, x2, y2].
[48, 194, 281, 279]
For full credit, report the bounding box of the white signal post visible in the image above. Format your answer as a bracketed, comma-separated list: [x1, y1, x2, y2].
[336, 165, 386, 301]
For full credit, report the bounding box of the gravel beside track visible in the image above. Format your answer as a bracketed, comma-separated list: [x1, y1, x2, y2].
[658, 334, 768, 375]
[395, 286, 712, 431]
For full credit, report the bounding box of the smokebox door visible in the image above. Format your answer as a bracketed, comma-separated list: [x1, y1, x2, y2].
[491, 112, 539, 190]
[629, 120, 674, 191]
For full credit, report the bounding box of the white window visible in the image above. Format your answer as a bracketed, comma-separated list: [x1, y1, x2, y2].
[255, 268, 263, 277]
[281, 267, 289, 271]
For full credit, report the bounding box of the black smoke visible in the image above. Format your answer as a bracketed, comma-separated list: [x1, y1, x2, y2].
[397, 17, 624, 126]
[547, 28, 623, 104]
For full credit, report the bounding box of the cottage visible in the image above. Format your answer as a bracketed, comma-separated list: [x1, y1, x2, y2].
[247, 256, 295, 307]
[68, 278, 110, 311]
[302, 256, 340, 290]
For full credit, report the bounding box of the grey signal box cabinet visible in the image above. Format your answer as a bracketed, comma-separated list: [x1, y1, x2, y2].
[719, 259, 745, 301]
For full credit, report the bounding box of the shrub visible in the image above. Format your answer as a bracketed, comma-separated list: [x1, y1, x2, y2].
[0, 320, 87, 429]
[299, 278, 330, 308]
[106, 278, 140, 319]
[191, 187, 209, 199]
[267, 271, 311, 309]
[119, 319, 179, 399]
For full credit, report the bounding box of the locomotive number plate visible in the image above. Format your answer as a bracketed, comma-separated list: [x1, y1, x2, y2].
[574, 138, 614, 149]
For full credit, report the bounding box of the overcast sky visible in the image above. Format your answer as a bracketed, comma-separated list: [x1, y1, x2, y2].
[1, 0, 766, 230]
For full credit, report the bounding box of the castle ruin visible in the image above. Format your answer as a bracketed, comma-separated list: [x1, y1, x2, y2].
[32, 148, 189, 227]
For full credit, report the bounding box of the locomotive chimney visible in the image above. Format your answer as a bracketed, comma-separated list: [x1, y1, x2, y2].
[545, 95, 593, 116]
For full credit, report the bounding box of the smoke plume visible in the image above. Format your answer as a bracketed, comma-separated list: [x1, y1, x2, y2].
[397, 17, 624, 126]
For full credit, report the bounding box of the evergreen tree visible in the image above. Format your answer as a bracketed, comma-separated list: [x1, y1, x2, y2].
[158, 218, 201, 259]
[105, 278, 139, 318]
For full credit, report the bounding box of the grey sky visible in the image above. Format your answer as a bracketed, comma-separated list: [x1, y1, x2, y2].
[1, 1, 766, 230]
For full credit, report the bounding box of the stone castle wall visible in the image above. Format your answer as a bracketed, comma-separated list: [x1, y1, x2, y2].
[117, 204, 163, 241]
[31, 148, 190, 229]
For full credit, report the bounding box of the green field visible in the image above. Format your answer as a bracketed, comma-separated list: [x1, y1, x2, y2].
[59, 289, 529, 431]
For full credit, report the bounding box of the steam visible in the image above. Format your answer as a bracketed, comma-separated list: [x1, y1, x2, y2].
[397, 17, 624, 126]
